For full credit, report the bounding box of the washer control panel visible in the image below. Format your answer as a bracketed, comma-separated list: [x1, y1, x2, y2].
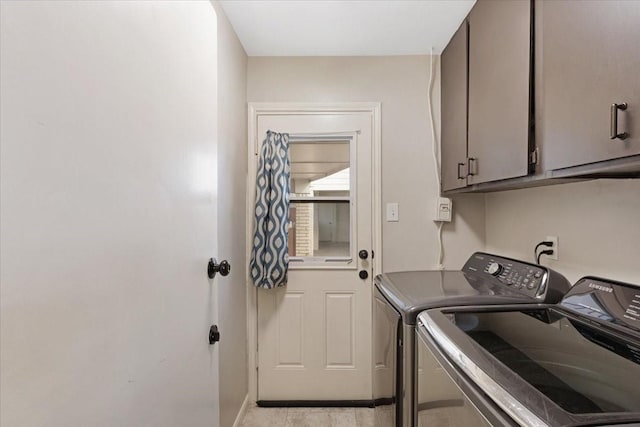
[463, 252, 548, 299]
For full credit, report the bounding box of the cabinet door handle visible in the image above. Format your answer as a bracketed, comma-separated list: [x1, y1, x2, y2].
[610, 103, 629, 140]
[457, 162, 466, 180]
[468, 158, 477, 176]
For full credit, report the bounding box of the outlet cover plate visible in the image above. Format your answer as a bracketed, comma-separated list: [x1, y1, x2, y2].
[435, 197, 452, 222]
[545, 235, 559, 260]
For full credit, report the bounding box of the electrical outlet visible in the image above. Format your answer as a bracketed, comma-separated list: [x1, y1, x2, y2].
[545, 235, 559, 260]
[435, 197, 452, 222]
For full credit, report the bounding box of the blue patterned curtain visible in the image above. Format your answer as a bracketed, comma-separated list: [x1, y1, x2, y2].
[249, 131, 291, 289]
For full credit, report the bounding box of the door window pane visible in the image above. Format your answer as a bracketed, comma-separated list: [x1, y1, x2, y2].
[289, 201, 350, 258]
[288, 139, 353, 262]
[290, 142, 350, 196]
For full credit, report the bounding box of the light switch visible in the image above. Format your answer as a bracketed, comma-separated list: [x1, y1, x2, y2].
[386, 203, 399, 222]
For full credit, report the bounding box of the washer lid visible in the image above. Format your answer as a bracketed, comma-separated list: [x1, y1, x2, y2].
[417, 306, 640, 426]
[374, 269, 531, 325]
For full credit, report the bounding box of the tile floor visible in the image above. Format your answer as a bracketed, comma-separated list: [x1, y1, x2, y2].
[239, 405, 374, 427]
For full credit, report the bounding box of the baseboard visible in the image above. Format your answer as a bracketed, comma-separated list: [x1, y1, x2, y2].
[257, 399, 374, 408]
[232, 394, 250, 427]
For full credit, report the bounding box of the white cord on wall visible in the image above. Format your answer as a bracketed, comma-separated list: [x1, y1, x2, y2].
[428, 47, 445, 270]
[436, 222, 444, 268]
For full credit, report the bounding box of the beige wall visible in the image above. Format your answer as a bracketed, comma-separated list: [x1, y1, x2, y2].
[248, 56, 485, 271]
[485, 179, 640, 285]
[211, 2, 249, 426]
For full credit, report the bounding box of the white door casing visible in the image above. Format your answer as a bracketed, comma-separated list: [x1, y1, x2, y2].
[246, 103, 381, 401]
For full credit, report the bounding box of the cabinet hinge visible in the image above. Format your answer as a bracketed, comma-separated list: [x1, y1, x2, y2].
[530, 147, 539, 165]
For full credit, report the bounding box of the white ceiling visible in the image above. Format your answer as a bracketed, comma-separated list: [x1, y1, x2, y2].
[219, 0, 476, 56]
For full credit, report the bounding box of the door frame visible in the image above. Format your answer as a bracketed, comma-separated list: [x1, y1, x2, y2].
[246, 102, 382, 401]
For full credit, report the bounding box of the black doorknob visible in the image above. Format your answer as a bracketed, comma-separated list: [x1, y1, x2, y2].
[209, 325, 220, 345]
[359, 270, 369, 280]
[208, 258, 231, 279]
[359, 250, 369, 260]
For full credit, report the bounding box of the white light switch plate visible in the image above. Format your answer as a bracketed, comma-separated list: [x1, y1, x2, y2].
[386, 202, 399, 222]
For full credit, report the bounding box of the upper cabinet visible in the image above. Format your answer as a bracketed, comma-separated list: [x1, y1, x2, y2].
[441, 0, 534, 193]
[467, 0, 533, 185]
[441, 21, 468, 192]
[440, 0, 640, 193]
[537, 0, 640, 172]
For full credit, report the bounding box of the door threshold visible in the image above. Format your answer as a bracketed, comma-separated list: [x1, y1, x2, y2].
[257, 400, 374, 408]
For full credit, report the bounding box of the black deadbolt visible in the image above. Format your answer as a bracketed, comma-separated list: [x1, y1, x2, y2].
[359, 270, 369, 280]
[209, 325, 220, 345]
[208, 258, 231, 279]
[359, 250, 369, 260]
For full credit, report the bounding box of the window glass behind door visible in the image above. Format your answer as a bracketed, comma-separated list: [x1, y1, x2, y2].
[288, 140, 354, 265]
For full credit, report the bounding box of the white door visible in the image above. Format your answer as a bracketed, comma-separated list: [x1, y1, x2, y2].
[0, 2, 220, 426]
[253, 111, 376, 400]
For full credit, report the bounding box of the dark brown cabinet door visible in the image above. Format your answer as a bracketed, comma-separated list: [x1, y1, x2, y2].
[441, 21, 469, 192]
[539, 0, 640, 171]
[468, 0, 532, 185]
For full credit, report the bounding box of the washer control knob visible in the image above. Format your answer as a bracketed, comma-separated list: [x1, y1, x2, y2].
[487, 262, 503, 276]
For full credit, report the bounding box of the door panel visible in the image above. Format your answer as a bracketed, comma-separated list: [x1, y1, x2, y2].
[277, 292, 305, 366]
[255, 113, 373, 400]
[468, 0, 532, 184]
[441, 20, 469, 191]
[539, 0, 640, 171]
[325, 292, 355, 367]
[0, 2, 219, 425]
